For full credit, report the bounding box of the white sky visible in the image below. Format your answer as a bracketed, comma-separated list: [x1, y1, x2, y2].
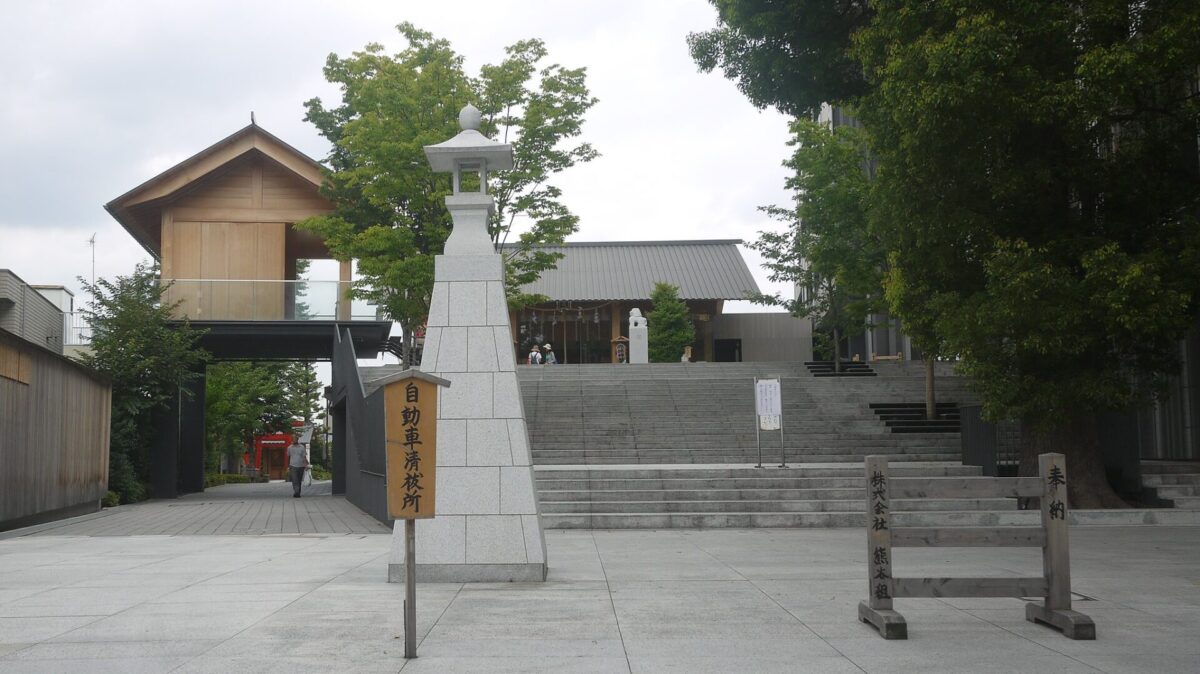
[0, 0, 795, 314]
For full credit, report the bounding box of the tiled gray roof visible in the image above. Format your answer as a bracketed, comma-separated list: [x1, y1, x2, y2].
[507, 240, 760, 301]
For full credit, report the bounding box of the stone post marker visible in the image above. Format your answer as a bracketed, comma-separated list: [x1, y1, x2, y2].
[629, 308, 648, 364]
[388, 103, 547, 583]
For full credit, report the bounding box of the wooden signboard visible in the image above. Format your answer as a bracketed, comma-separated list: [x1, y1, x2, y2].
[384, 375, 443, 519]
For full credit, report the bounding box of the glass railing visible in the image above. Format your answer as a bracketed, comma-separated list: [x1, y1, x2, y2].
[63, 312, 92, 346]
[159, 279, 379, 322]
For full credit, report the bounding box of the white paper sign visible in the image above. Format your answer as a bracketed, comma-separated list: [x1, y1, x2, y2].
[755, 378, 782, 416]
[758, 414, 781, 431]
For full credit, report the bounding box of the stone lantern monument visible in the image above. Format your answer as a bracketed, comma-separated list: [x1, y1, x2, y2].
[388, 104, 547, 582]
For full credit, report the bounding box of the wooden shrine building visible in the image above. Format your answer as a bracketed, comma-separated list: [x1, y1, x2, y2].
[105, 123, 390, 497]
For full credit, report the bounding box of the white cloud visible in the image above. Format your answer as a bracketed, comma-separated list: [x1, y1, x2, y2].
[0, 0, 796, 309]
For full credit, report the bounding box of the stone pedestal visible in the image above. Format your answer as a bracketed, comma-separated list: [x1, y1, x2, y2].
[629, 308, 649, 364]
[388, 252, 548, 583]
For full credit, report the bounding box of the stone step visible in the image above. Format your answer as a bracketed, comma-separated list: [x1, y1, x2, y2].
[1141, 474, 1200, 486]
[1153, 485, 1200, 498]
[533, 464, 981, 479]
[1140, 461, 1200, 474]
[527, 435, 962, 445]
[541, 508, 1200, 529]
[540, 488, 871, 501]
[530, 446, 959, 457]
[539, 498, 1016, 513]
[531, 455, 962, 466]
[538, 477, 868, 490]
[531, 453, 962, 465]
[521, 363, 980, 525]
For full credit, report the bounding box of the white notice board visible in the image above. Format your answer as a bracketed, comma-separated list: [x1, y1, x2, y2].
[755, 378, 782, 416]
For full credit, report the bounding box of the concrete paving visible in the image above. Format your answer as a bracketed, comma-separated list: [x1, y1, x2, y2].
[1, 515, 1198, 672]
[1, 481, 389, 538]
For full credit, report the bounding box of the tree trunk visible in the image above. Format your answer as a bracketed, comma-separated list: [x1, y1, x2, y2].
[1019, 413, 1127, 509]
[832, 327, 842, 373]
[404, 325, 418, 368]
[924, 358, 937, 420]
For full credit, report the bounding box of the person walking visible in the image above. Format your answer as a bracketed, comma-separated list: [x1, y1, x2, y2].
[542, 343, 557, 365]
[527, 344, 543, 365]
[287, 441, 308, 498]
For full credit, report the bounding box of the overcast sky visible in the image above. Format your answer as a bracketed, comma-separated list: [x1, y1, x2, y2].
[0, 0, 795, 313]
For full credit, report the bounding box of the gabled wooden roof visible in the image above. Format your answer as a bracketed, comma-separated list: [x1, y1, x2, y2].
[105, 123, 328, 257]
[502, 240, 760, 301]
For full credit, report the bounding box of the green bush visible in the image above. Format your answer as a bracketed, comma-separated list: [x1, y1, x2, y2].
[647, 282, 696, 363]
[102, 491, 121, 508]
[310, 465, 332, 481]
[204, 473, 252, 488]
[108, 451, 147, 503]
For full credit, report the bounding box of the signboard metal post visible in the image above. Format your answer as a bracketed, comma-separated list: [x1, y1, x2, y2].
[754, 378, 786, 468]
[381, 370, 450, 660]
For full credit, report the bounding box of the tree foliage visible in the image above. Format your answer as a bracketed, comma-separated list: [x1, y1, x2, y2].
[647, 283, 696, 363]
[299, 23, 598, 363]
[79, 264, 208, 503]
[695, 0, 1200, 505]
[687, 0, 871, 117]
[854, 1, 1200, 429]
[205, 361, 322, 471]
[748, 118, 884, 365]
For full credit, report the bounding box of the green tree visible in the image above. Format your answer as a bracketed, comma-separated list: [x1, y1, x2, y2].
[79, 264, 208, 502]
[687, 0, 871, 117]
[647, 283, 696, 363]
[852, 1, 1200, 506]
[749, 118, 885, 371]
[299, 23, 598, 364]
[282, 361, 323, 424]
[694, 1, 1200, 506]
[205, 362, 322, 472]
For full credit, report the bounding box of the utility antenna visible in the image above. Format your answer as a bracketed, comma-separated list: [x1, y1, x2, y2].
[87, 233, 96, 300]
[251, 111, 256, 125]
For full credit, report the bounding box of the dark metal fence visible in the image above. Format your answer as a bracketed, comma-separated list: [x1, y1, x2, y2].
[961, 404, 1145, 494]
[959, 405, 1019, 476]
[330, 328, 391, 527]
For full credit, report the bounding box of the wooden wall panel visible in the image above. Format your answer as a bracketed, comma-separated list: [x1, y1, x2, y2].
[0, 332, 111, 528]
[225, 223, 258, 319]
[201, 222, 230, 318]
[255, 223, 285, 319]
[166, 220, 204, 319]
[173, 166, 254, 211]
[157, 155, 332, 321]
[262, 163, 329, 211]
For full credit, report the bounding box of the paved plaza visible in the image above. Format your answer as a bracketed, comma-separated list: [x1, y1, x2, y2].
[3, 482, 389, 537]
[0, 488, 1197, 673]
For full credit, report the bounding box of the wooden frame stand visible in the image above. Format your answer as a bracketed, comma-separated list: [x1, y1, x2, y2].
[858, 453, 1095, 640]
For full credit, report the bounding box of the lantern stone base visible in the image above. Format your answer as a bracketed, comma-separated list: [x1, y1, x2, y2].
[387, 251, 549, 583]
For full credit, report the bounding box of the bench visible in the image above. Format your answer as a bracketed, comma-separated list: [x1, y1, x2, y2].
[858, 452, 1095, 640]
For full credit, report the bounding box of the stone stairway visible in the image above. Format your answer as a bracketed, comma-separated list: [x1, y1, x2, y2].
[518, 362, 995, 529]
[805, 360, 877, 377]
[518, 362, 976, 465]
[361, 362, 1200, 528]
[1141, 461, 1200, 509]
[869, 402, 962, 433]
[536, 463, 1019, 528]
